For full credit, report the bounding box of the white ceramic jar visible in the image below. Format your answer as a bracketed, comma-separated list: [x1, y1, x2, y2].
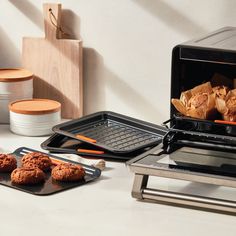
[9, 99, 61, 136]
[0, 68, 33, 123]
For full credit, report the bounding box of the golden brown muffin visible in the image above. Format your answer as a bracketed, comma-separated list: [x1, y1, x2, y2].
[52, 163, 85, 182]
[22, 152, 52, 171]
[212, 86, 229, 100]
[0, 154, 17, 172]
[11, 167, 45, 185]
[216, 89, 236, 121]
[171, 82, 216, 120]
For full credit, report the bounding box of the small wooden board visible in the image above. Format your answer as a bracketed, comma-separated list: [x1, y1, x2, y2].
[22, 3, 83, 119]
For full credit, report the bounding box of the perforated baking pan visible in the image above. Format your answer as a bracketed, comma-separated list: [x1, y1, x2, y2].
[41, 133, 154, 161]
[0, 147, 101, 195]
[52, 111, 167, 154]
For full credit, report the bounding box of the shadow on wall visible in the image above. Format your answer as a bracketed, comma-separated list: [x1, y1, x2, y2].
[1, 1, 43, 67]
[132, 0, 208, 36]
[61, 9, 81, 39]
[83, 48, 163, 122]
[9, 0, 43, 30]
[0, 26, 21, 67]
[83, 48, 106, 114]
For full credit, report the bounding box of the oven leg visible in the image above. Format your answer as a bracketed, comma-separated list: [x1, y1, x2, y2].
[131, 174, 236, 213]
[141, 188, 236, 213]
[131, 174, 149, 199]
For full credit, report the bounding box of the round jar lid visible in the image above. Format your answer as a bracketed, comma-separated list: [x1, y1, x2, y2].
[9, 99, 61, 115]
[0, 68, 33, 82]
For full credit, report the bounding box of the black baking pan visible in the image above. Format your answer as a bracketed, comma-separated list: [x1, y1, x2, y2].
[41, 133, 156, 161]
[0, 147, 101, 196]
[52, 111, 167, 154]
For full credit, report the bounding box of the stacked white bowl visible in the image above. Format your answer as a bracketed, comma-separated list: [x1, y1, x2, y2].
[0, 69, 33, 123]
[9, 99, 61, 136]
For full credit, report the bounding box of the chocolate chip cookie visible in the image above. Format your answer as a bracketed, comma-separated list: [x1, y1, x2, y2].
[52, 163, 85, 182]
[11, 167, 46, 185]
[0, 154, 17, 172]
[22, 152, 52, 171]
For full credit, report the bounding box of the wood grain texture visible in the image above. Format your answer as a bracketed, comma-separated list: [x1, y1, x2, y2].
[22, 3, 83, 119]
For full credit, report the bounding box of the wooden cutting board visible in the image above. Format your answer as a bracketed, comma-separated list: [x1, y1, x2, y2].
[22, 3, 83, 119]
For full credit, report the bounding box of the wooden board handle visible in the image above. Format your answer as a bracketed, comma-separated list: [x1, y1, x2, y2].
[43, 3, 62, 40]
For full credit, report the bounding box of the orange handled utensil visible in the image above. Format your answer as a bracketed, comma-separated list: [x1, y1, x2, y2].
[77, 149, 104, 155]
[75, 134, 97, 143]
[50, 158, 67, 166]
[214, 120, 236, 125]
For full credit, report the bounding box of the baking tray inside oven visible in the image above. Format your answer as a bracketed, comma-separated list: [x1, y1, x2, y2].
[52, 111, 167, 154]
[0, 147, 101, 196]
[41, 133, 149, 161]
[162, 114, 236, 152]
[173, 113, 236, 136]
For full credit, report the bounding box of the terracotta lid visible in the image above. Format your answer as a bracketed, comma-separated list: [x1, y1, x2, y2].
[9, 99, 61, 115]
[0, 68, 33, 82]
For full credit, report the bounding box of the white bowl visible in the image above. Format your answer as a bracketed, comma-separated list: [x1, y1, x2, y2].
[0, 69, 33, 123]
[9, 99, 61, 136]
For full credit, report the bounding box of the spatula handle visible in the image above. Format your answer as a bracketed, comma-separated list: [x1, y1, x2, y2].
[43, 3, 62, 40]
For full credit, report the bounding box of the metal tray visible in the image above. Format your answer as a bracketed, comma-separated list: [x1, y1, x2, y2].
[173, 113, 236, 136]
[0, 147, 101, 196]
[52, 111, 167, 154]
[41, 133, 150, 161]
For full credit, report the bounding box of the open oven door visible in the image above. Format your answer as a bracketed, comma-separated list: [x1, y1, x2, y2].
[127, 119, 236, 214]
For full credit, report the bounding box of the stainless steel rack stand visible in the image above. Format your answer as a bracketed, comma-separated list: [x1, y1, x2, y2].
[128, 145, 236, 214]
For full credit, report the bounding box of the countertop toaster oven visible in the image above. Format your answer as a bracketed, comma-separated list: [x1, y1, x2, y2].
[128, 27, 236, 214]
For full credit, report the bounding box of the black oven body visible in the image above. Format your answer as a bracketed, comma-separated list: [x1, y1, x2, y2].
[165, 27, 236, 154]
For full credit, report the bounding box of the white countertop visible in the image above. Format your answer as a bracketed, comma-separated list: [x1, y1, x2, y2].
[0, 124, 236, 236]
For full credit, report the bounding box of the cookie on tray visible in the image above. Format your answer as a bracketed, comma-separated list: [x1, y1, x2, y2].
[11, 167, 46, 185]
[0, 154, 17, 172]
[22, 152, 52, 171]
[52, 163, 85, 182]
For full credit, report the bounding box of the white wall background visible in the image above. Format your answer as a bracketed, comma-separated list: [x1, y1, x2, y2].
[0, 0, 235, 124]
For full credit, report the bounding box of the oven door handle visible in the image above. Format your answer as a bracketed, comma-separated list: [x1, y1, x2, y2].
[132, 174, 236, 213]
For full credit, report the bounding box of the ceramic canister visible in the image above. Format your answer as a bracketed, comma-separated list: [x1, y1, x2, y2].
[0, 68, 33, 123]
[9, 99, 61, 136]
